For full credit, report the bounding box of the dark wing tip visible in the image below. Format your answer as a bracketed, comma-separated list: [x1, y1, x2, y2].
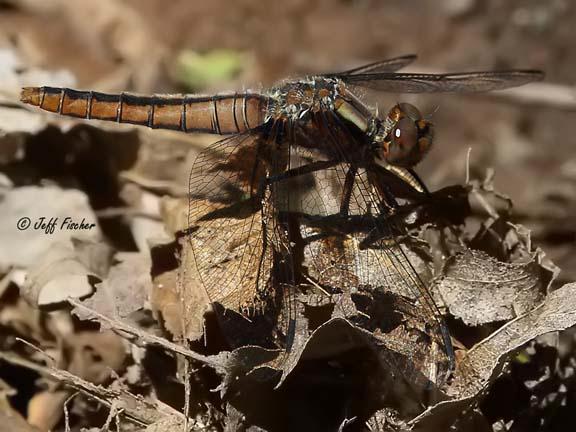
[400, 54, 418, 61]
[522, 69, 545, 82]
[490, 69, 545, 91]
[509, 69, 545, 82]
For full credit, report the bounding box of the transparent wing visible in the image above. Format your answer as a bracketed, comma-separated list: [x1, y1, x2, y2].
[340, 69, 544, 93]
[188, 131, 276, 313]
[188, 124, 304, 348]
[305, 175, 453, 382]
[278, 111, 454, 382]
[325, 54, 417, 76]
[187, 108, 454, 376]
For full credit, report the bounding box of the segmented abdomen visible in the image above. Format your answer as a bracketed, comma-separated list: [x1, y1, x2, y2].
[20, 87, 269, 134]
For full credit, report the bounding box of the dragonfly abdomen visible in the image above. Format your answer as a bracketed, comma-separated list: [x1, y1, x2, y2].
[20, 87, 269, 134]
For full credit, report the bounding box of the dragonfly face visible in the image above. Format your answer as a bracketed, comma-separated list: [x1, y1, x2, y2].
[374, 102, 434, 168]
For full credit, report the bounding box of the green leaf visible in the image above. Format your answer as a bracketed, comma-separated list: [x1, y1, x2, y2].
[175, 49, 246, 90]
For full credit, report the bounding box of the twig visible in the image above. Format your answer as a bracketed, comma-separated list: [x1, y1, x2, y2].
[63, 392, 78, 432]
[67, 298, 226, 370]
[16, 337, 56, 365]
[465, 147, 472, 185]
[0, 351, 167, 427]
[183, 359, 191, 432]
[101, 400, 119, 432]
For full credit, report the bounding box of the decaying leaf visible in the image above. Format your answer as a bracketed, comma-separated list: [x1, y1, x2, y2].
[186, 197, 272, 315]
[27, 390, 70, 432]
[73, 252, 151, 323]
[149, 236, 209, 342]
[412, 282, 576, 430]
[436, 249, 549, 326]
[450, 282, 576, 399]
[0, 410, 40, 432]
[22, 241, 102, 307]
[213, 317, 447, 430]
[147, 196, 211, 341]
[143, 416, 185, 432]
[0, 186, 101, 270]
[64, 330, 127, 383]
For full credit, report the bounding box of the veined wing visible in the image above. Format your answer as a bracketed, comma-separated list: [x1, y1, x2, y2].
[187, 124, 303, 348]
[300, 166, 453, 382]
[278, 111, 454, 384]
[187, 131, 275, 316]
[339, 69, 544, 93]
[325, 54, 417, 76]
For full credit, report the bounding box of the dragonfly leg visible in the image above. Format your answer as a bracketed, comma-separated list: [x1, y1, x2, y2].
[441, 324, 456, 371]
[338, 165, 358, 216]
[378, 183, 400, 214]
[255, 159, 340, 203]
[407, 168, 430, 194]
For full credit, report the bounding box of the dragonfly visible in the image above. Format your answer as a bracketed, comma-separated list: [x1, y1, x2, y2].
[20, 55, 543, 385]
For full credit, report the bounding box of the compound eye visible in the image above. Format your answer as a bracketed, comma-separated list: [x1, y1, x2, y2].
[396, 102, 422, 121]
[385, 117, 418, 165]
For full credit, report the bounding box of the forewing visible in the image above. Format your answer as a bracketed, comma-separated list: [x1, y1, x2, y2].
[340, 69, 544, 93]
[325, 54, 417, 77]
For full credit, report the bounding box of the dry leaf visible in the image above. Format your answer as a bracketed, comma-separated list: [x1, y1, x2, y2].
[74, 253, 151, 323]
[437, 249, 549, 326]
[0, 186, 101, 270]
[22, 241, 101, 307]
[412, 282, 576, 430]
[65, 330, 127, 383]
[27, 390, 70, 432]
[0, 410, 41, 432]
[149, 237, 209, 342]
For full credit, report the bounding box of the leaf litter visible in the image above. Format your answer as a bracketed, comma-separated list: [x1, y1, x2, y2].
[1, 2, 576, 431]
[3, 101, 574, 430]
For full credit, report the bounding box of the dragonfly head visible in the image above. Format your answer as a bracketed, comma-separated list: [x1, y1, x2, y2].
[375, 103, 433, 168]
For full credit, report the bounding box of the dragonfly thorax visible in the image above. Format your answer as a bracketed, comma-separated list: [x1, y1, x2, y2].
[266, 77, 340, 122]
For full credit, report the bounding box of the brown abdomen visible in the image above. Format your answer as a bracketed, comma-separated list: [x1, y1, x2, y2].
[20, 87, 269, 134]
